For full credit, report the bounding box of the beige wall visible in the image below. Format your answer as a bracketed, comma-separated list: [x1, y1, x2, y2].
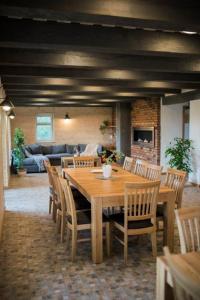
[11, 107, 113, 146]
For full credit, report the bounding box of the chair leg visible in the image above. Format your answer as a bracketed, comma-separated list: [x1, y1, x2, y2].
[105, 223, 111, 257]
[124, 234, 128, 264]
[151, 231, 157, 257]
[60, 215, 65, 243]
[66, 226, 70, 249]
[71, 229, 77, 262]
[49, 195, 52, 214]
[52, 202, 57, 222]
[56, 211, 61, 233]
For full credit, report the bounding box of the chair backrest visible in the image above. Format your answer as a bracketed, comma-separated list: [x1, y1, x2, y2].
[44, 159, 51, 169]
[164, 168, 187, 208]
[44, 160, 52, 185]
[73, 156, 95, 168]
[175, 207, 200, 253]
[52, 172, 66, 213]
[50, 167, 59, 197]
[59, 177, 77, 226]
[123, 156, 134, 172]
[145, 163, 163, 181]
[164, 247, 200, 300]
[124, 180, 160, 225]
[133, 159, 148, 177]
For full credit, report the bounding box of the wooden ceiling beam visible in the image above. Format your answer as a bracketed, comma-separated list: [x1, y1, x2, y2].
[1, 48, 200, 73]
[162, 89, 200, 105]
[4, 84, 180, 94]
[0, 65, 200, 83]
[0, 0, 200, 32]
[2, 77, 200, 89]
[1, 17, 200, 57]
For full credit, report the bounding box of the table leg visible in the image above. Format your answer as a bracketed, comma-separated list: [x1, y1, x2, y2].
[163, 191, 175, 252]
[156, 257, 166, 300]
[91, 197, 103, 263]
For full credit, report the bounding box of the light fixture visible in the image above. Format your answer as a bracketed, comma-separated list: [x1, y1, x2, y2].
[0, 98, 13, 111]
[64, 113, 70, 120]
[8, 110, 16, 119]
[181, 31, 197, 35]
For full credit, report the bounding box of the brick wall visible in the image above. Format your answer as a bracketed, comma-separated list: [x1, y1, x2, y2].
[131, 98, 160, 164]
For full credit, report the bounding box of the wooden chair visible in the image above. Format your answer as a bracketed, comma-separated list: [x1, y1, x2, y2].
[164, 246, 200, 300]
[56, 175, 91, 242]
[133, 159, 147, 177]
[164, 168, 187, 208]
[175, 207, 200, 253]
[123, 156, 134, 172]
[110, 180, 160, 264]
[44, 160, 53, 214]
[157, 168, 187, 232]
[145, 163, 163, 181]
[50, 166, 61, 222]
[73, 156, 95, 168]
[59, 177, 111, 261]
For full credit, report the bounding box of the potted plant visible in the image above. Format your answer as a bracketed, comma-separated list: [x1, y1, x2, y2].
[13, 128, 26, 176]
[99, 120, 110, 135]
[101, 150, 124, 178]
[165, 137, 193, 174]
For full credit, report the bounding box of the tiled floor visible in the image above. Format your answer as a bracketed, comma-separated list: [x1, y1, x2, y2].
[0, 173, 199, 300]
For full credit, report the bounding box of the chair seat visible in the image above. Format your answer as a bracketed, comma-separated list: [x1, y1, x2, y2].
[67, 210, 109, 225]
[71, 186, 91, 210]
[110, 212, 153, 229]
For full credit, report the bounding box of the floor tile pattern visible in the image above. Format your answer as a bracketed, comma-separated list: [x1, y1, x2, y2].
[0, 173, 199, 299]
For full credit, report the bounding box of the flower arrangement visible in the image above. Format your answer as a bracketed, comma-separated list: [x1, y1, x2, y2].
[102, 150, 124, 165]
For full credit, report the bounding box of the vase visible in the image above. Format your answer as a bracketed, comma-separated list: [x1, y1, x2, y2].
[102, 164, 112, 178]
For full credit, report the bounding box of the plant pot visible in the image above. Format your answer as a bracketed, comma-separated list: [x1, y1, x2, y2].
[17, 169, 27, 176]
[102, 164, 112, 178]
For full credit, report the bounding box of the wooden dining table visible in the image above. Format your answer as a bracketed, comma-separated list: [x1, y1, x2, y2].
[156, 251, 200, 300]
[63, 166, 176, 264]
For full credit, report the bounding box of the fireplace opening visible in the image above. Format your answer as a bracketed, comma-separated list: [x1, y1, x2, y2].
[132, 127, 154, 148]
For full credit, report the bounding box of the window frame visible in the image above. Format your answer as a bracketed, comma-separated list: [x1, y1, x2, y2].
[35, 113, 54, 143]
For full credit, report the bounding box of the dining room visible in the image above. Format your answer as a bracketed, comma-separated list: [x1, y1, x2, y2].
[0, 1, 200, 299]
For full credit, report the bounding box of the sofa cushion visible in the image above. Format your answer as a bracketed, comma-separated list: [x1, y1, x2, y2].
[42, 145, 52, 155]
[22, 146, 32, 158]
[23, 157, 37, 165]
[46, 153, 72, 159]
[52, 144, 66, 154]
[66, 144, 77, 154]
[28, 144, 42, 155]
[78, 144, 87, 153]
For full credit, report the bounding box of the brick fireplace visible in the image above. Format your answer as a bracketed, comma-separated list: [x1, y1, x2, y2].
[131, 98, 160, 164]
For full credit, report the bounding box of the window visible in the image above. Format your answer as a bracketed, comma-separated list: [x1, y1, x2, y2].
[36, 114, 53, 142]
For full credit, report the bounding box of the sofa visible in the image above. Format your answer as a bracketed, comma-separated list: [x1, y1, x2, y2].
[12, 143, 103, 173]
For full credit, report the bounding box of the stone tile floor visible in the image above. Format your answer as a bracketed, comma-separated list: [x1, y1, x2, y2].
[0, 173, 199, 300]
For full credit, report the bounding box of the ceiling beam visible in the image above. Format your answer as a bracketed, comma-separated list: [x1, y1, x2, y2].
[2, 76, 200, 89]
[0, 0, 200, 32]
[2, 67, 200, 84]
[1, 17, 200, 57]
[162, 89, 200, 105]
[1, 48, 200, 73]
[9, 94, 161, 101]
[4, 84, 180, 94]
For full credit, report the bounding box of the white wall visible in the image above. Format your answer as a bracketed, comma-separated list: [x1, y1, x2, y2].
[189, 100, 200, 184]
[160, 100, 186, 170]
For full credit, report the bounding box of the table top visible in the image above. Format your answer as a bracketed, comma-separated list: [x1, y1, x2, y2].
[159, 251, 200, 284]
[63, 166, 174, 202]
